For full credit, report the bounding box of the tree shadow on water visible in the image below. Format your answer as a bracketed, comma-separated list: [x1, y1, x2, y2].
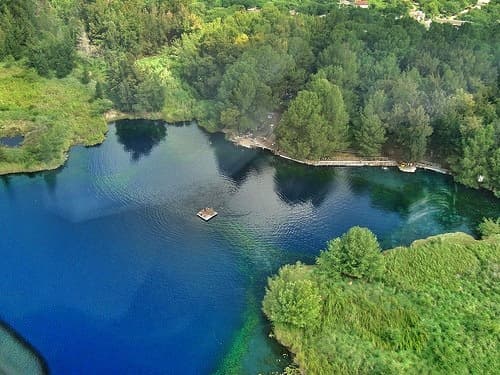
[115, 119, 167, 162]
[209, 133, 265, 186]
[273, 160, 336, 207]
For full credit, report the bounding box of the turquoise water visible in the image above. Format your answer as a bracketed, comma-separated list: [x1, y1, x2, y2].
[0, 120, 498, 374]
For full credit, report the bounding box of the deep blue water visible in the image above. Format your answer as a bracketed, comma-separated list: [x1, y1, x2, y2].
[0, 120, 498, 374]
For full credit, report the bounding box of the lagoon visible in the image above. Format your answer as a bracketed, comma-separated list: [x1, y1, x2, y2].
[0, 120, 498, 374]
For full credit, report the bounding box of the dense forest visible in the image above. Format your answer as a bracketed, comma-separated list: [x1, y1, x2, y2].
[0, 0, 499, 196]
[263, 221, 500, 374]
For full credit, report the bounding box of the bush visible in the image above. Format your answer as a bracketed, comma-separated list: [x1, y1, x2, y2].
[263, 266, 322, 329]
[478, 217, 500, 238]
[316, 227, 384, 281]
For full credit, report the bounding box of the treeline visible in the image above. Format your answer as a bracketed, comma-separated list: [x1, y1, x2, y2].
[81, 0, 194, 56]
[0, 0, 193, 112]
[0, 0, 78, 78]
[263, 222, 500, 374]
[170, 4, 499, 194]
[1, 1, 498, 195]
[79, 0, 196, 113]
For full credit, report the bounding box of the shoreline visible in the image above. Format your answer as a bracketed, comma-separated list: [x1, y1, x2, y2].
[228, 134, 451, 175]
[2, 116, 490, 196]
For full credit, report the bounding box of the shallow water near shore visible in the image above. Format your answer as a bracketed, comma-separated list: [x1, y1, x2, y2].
[0, 120, 498, 374]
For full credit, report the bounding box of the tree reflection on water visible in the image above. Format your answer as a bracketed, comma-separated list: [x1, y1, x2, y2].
[115, 119, 167, 161]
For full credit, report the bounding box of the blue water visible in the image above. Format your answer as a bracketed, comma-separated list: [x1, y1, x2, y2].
[0, 120, 498, 374]
[0, 135, 23, 147]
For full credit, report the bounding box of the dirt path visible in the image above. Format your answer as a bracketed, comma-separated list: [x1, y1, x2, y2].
[229, 135, 451, 174]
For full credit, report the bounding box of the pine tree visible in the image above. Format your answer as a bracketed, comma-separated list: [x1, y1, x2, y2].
[355, 103, 386, 156]
[94, 81, 104, 100]
[52, 34, 75, 78]
[309, 78, 350, 152]
[456, 122, 495, 189]
[81, 66, 91, 85]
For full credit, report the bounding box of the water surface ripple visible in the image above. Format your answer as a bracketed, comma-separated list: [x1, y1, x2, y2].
[0, 120, 498, 374]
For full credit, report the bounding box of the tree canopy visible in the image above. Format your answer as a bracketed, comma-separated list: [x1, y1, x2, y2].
[316, 226, 384, 281]
[1, 0, 499, 195]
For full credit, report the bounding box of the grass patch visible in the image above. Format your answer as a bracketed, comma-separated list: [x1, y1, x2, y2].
[0, 64, 107, 174]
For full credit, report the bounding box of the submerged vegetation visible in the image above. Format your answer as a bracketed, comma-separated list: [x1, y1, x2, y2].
[0, 320, 47, 375]
[0, 0, 499, 196]
[263, 222, 500, 374]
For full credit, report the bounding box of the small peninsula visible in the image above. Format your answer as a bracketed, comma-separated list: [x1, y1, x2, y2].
[263, 220, 500, 374]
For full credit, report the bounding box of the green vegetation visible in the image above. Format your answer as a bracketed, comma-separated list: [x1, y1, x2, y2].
[415, 0, 476, 16]
[315, 227, 384, 281]
[0, 65, 107, 174]
[478, 217, 500, 237]
[460, 0, 500, 22]
[276, 78, 349, 159]
[0, 0, 498, 197]
[214, 295, 260, 375]
[263, 223, 500, 374]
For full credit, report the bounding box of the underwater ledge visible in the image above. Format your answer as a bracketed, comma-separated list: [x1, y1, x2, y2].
[0, 320, 48, 374]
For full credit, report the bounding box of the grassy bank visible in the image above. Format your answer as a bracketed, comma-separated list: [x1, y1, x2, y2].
[0, 64, 107, 175]
[263, 226, 500, 374]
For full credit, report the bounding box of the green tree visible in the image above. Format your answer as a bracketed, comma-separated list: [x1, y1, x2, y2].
[404, 105, 432, 161]
[26, 38, 52, 76]
[94, 81, 104, 100]
[316, 227, 384, 281]
[52, 33, 75, 78]
[81, 66, 91, 85]
[277, 78, 350, 159]
[134, 77, 165, 113]
[0, 1, 37, 59]
[354, 102, 386, 156]
[276, 90, 327, 159]
[456, 122, 497, 191]
[106, 54, 139, 112]
[217, 57, 272, 132]
[309, 78, 350, 151]
[27, 30, 75, 78]
[478, 217, 500, 238]
[263, 266, 322, 329]
[243, 45, 296, 102]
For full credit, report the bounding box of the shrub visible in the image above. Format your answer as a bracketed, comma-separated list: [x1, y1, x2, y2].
[316, 227, 384, 281]
[478, 217, 500, 238]
[263, 267, 322, 329]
